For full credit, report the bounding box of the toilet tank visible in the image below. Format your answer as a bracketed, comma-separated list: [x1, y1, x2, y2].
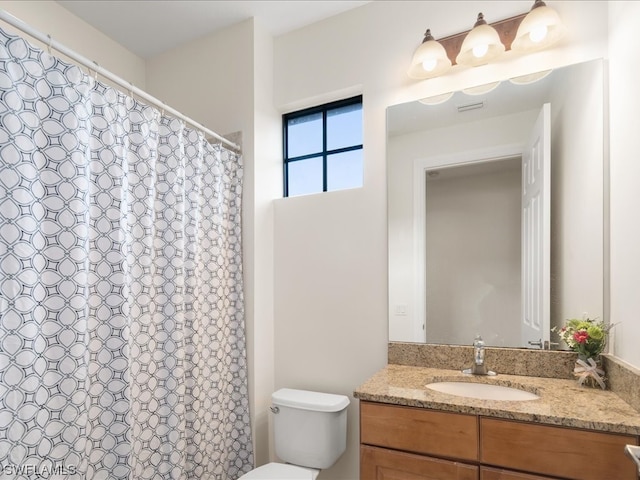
[271, 388, 350, 470]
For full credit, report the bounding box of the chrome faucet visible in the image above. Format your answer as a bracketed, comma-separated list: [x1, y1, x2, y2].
[462, 335, 497, 376]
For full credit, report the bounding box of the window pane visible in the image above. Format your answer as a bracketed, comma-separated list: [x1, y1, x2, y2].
[287, 112, 323, 158]
[327, 103, 362, 150]
[327, 150, 363, 191]
[287, 157, 324, 197]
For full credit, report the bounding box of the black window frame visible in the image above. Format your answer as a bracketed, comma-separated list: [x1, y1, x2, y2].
[283, 95, 363, 197]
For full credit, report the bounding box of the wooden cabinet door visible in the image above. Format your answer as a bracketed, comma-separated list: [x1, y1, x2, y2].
[361, 445, 478, 480]
[481, 466, 557, 480]
[480, 417, 639, 480]
[360, 401, 478, 461]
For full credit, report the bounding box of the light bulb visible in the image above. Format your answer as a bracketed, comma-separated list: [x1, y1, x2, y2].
[407, 29, 452, 79]
[472, 43, 489, 58]
[422, 58, 437, 72]
[529, 25, 548, 43]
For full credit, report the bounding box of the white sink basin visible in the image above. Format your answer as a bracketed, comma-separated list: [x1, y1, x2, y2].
[425, 381, 539, 401]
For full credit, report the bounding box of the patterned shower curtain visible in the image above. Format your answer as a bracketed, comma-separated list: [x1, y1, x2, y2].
[0, 27, 253, 479]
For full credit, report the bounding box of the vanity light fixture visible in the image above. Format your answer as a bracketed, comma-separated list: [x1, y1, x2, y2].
[456, 13, 505, 67]
[407, 1, 565, 80]
[408, 29, 452, 80]
[512, 0, 566, 53]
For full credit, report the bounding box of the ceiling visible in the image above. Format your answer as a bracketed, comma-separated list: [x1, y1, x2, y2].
[56, 0, 370, 59]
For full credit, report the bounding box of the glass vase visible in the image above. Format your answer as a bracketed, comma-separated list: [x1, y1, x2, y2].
[574, 354, 606, 389]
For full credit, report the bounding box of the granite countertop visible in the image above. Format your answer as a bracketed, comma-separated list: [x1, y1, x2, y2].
[354, 364, 640, 436]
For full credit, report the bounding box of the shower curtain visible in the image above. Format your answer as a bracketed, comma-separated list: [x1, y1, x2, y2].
[0, 27, 253, 480]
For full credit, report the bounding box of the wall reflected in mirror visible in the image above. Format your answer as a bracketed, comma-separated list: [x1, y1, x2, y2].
[425, 157, 522, 347]
[387, 59, 605, 348]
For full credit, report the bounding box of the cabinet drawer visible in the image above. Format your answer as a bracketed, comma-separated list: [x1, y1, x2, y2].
[360, 401, 478, 461]
[481, 466, 556, 480]
[480, 417, 639, 480]
[362, 445, 478, 480]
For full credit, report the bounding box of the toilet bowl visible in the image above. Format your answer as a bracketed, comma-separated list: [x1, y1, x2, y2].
[238, 388, 350, 480]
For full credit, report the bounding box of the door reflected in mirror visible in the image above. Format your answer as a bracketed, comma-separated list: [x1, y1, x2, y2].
[387, 59, 605, 348]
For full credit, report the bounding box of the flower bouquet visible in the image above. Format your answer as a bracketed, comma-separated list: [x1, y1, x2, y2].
[552, 317, 614, 389]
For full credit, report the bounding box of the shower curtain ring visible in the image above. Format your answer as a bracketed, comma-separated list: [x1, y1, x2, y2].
[46, 34, 52, 55]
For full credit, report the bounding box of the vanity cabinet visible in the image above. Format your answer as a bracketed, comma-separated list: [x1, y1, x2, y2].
[360, 401, 477, 460]
[360, 401, 478, 480]
[480, 467, 556, 480]
[361, 445, 478, 480]
[480, 417, 638, 480]
[359, 401, 639, 480]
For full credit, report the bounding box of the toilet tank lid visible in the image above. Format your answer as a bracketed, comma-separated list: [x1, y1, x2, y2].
[272, 388, 350, 412]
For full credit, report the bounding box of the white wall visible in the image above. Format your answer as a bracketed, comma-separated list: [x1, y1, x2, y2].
[426, 160, 522, 347]
[609, 1, 640, 368]
[145, 20, 253, 144]
[250, 19, 283, 466]
[0, 1, 145, 87]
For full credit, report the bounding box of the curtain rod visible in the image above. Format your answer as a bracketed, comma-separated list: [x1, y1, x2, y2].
[0, 9, 241, 152]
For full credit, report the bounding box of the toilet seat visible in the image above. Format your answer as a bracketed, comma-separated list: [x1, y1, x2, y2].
[238, 462, 318, 479]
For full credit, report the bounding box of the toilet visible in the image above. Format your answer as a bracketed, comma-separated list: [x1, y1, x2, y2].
[239, 388, 350, 479]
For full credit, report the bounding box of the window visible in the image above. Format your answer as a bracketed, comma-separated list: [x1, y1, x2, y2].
[283, 95, 363, 197]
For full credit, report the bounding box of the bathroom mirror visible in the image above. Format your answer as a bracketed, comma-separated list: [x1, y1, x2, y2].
[387, 59, 605, 348]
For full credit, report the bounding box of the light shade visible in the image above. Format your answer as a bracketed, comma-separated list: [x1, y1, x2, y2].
[456, 13, 505, 67]
[462, 81, 501, 96]
[512, 0, 566, 53]
[407, 29, 452, 79]
[509, 69, 553, 85]
[418, 92, 454, 105]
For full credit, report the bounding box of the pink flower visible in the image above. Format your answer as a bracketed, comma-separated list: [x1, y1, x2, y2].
[573, 330, 589, 344]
